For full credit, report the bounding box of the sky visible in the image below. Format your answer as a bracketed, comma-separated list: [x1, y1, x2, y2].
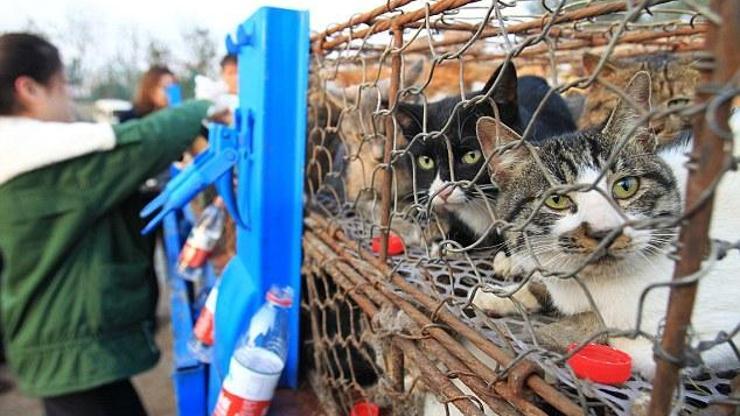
[2, 0, 370, 37]
[1, 0, 378, 70]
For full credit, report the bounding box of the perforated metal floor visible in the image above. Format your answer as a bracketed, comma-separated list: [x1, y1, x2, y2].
[324, 204, 736, 415]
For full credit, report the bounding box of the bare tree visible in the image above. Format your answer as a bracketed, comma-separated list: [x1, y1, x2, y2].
[146, 37, 173, 67]
[181, 27, 218, 76]
[89, 26, 147, 101]
[178, 27, 219, 98]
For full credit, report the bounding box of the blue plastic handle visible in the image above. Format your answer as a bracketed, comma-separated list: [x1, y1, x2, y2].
[139, 123, 246, 234]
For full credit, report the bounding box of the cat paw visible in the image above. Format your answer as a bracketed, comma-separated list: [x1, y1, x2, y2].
[629, 391, 652, 416]
[429, 239, 465, 259]
[390, 220, 424, 248]
[429, 239, 443, 258]
[472, 282, 542, 316]
[471, 288, 520, 316]
[628, 390, 681, 416]
[493, 251, 513, 277]
[609, 337, 656, 380]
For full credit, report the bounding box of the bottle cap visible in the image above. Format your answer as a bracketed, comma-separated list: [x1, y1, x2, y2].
[566, 343, 632, 385]
[350, 401, 379, 416]
[212, 196, 225, 208]
[371, 232, 405, 256]
[266, 286, 293, 308]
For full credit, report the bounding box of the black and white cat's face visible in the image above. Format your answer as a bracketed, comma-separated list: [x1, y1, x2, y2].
[478, 72, 682, 279]
[402, 100, 494, 209]
[398, 63, 519, 212]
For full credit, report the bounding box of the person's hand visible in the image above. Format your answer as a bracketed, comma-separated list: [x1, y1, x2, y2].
[207, 107, 233, 125]
[206, 94, 236, 125]
[195, 75, 227, 100]
[200, 105, 232, 140]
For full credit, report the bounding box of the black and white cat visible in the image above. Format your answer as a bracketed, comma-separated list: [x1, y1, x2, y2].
[472, 71, 740, 379]
[397, 62, 577, 249]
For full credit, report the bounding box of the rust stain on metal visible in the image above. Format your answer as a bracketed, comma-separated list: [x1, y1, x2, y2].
[648, 0, 739, 414]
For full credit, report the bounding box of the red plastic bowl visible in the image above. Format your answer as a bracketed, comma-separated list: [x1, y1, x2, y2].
[566, 343, 632, 385]
[371, 233, 405, 256]
[350, 401, 379, 416]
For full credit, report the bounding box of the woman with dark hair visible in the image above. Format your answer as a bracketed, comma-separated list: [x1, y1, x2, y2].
[0, 33, 223, 416]
[118, 65, 176, 123]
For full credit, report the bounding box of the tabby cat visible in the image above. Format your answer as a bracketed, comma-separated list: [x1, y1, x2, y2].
[398, 62, 576, 248]
[317, 61, 436, 244]
[473, 72, 740, 378]
[580, 52, 700, 144]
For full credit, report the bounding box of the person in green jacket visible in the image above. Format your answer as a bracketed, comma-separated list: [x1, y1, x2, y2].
[0, 33, 219, 415]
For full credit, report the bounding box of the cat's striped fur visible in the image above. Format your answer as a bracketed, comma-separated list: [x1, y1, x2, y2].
[473, 71, 740, 379]
[579, 52, 700, 144]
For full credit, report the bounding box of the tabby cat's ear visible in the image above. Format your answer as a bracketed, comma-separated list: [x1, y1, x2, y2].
[400, 58, 425, 89]
[324, 82, 345, 110]
[483, 61, 518, 108]
[583, 53, 619, 78]
[603, 71, 655, 151]
[476, 116, 529, 186]
[325, 83, 383, 115]
[325, 58, 424, 116]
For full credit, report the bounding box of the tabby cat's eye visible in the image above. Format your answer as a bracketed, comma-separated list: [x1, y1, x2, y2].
[667, 97, 690, 107]
[461, 150, 482, 165]
[612, 176, 640, 199]
[544, 194, 572, 210]
[417, 155, 435, 170]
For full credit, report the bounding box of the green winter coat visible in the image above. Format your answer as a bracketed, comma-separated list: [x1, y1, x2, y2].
[0, 100, 210, 396]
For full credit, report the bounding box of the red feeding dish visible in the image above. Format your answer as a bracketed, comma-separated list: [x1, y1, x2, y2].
[567, 343, 632, 385]
[371, 232, 405, 256]
[350, 401, 379, 416]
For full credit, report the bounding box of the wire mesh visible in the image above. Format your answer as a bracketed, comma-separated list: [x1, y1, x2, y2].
[303, 1, 739, 415]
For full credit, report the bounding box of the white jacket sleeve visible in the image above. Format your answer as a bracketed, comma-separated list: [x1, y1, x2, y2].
[0, 117, 116, 186]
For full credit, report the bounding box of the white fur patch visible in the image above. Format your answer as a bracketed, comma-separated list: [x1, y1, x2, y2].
[455, 202, 496, 237]
[429, 175, 496, 238]
[553, 168, 626, 236]
[429, 174, 467, 206]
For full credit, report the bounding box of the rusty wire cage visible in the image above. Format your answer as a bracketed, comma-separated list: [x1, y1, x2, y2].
[301, 1, 739, 415]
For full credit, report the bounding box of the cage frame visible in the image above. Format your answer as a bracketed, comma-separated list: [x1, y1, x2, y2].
[303, 1, 740, 415]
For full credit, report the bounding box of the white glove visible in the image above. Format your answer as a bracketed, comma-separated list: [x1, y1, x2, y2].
[195, 75, 227, 101]
[196, 75, 238, 119]
[206, 95, 237, 120]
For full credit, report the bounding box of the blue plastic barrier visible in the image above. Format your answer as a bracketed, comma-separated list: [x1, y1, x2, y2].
[147, 6, 309, 415]
[162, 205, 208, 416]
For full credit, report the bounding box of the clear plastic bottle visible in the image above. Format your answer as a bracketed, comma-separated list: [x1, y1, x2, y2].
[177, 197, 225, 281]
[188, 282, 219, 363]
[213, 286, 293, 416]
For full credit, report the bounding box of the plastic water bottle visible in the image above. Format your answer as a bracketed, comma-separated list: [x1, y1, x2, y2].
[189, 283, 219, 362]
[213, 286, 293, 416]
[177, 197, 225, 281]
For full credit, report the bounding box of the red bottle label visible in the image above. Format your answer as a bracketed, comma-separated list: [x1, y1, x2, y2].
[213, 388, 271, 416]
[178, 243, 212, 269]
[193, 287, 218, 346]
[193, 308, 214, 346]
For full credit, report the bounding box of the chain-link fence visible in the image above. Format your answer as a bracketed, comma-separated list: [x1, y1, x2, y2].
[302, 1, 739, 414]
